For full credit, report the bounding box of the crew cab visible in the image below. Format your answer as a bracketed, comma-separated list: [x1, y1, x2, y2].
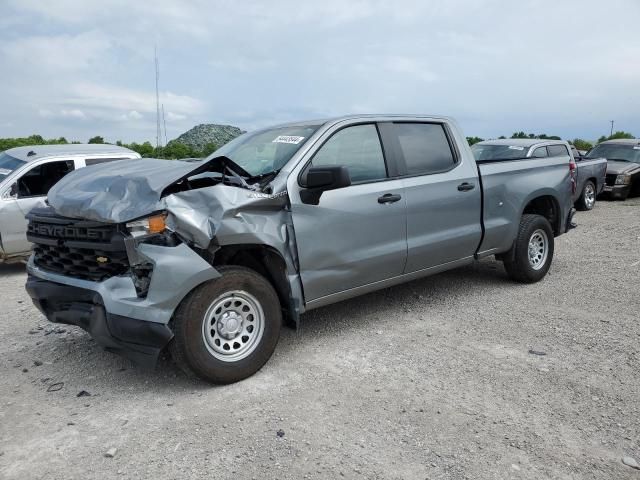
[0, 144, 140, 262]
[585, 139, 640, 200]
[25, 115, 575, 384]
[471, 139, 606, 210]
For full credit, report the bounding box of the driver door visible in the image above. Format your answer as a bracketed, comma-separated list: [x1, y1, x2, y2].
[289, 123, 407, 303]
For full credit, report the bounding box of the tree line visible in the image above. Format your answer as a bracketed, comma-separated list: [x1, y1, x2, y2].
[0, 134, 217, 160]
[466, 131, 635, 150]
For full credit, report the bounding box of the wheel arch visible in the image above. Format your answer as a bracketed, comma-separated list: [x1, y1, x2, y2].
[521, 193, 562, 236]
[208, 243, 299, 328]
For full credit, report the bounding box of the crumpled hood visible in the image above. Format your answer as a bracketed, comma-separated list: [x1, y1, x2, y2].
[606, 160, 640, 175]
[47, 156, 252, 223]
[47, 158, 203, 223]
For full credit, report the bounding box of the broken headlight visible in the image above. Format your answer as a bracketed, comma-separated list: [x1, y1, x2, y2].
[126, 213, 167, 238]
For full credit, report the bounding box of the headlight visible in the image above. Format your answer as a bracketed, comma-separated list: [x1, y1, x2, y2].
[615, 174, 631, 185]
[126, 214, 167, 237]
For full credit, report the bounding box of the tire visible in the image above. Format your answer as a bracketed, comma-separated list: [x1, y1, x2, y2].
[169, 266, 282, 384]
[576, 180, 596, 211]
[503, 214, 554, 283]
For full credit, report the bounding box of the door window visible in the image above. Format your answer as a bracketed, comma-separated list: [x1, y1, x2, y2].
[547, 144, 569, 157]
[394, 123, 456, 175]
[85, 157, 129, 166]
[310, 124, 387, 183]
[532, 146, 548, 158]
[17, 160, 74, 198]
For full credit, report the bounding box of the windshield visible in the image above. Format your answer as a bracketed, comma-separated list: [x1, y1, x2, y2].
[586, 143, 640, 163]
[471, 144, 528, 161]
[209, 124, 321, 177]
[0, 152, 26, 180]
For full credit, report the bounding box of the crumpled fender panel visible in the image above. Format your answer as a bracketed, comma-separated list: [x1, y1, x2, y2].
[165, 185, 305, 317]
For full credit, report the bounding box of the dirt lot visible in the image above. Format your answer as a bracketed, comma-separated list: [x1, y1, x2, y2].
[1, 198, 638, 480]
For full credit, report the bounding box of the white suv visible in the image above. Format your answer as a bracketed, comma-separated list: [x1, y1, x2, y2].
[0, 144, 140, 262]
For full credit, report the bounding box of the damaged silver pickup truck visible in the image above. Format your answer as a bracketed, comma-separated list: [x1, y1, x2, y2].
[25, 115, 576, 383]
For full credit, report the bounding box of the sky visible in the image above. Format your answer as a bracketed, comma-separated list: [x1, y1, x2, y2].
[0, 0, 639, 144]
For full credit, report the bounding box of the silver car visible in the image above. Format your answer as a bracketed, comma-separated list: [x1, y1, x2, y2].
[0, 144, 140, 262]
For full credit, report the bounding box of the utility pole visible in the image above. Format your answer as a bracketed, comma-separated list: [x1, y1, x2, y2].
[162, 104, 168, 147]
[155, 47, 162, 153]
[610, 120, 614, 138]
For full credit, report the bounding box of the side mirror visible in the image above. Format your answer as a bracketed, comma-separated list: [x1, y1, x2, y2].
[8, 183, 18, 198]
[300, 165, 351, 205]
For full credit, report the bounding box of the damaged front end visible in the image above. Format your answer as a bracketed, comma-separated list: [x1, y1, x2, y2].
[25, 155, 304, 368]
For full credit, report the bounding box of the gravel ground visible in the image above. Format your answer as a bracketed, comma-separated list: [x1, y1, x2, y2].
[1, 198, 639, 479]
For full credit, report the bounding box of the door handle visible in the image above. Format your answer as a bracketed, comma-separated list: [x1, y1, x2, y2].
[378, 193, 402, 204]
[457, 182, 475, 192]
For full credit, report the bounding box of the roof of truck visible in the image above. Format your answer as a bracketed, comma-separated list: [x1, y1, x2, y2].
[5, 144, 139, 162]
[599, 139, 640, 145]
[475, 138, 566, 148]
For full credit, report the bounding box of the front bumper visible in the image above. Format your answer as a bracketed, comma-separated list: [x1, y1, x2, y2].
[26, 275, 173, 367]
[602, 184, 631, 199]
[25, 242, 221, 367]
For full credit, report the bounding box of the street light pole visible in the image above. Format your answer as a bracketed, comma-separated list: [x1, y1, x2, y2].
[610, 120, 614, 137]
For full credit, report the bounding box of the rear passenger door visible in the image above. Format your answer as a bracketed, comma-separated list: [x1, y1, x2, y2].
[384, 122, 482, 272]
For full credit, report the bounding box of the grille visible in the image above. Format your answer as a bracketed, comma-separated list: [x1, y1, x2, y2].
[605, 174, 617, 186]
[33, 244, 129, 281]
[27, 208, 129, 282]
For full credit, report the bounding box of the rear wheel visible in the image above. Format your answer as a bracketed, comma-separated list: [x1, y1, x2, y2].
[503, 214, 554, 283]
[576, 180, 596, 211]
[170, 266, 282, 384]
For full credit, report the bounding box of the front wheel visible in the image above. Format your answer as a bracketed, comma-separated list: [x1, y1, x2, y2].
[576, 180, 596, 211]
[503, 214, 554, 283]
[169, 266, 282, 384]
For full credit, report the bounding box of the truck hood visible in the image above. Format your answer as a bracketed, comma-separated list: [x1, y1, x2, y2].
[47, 156, 253, 223]
[605, 160, 640, 175]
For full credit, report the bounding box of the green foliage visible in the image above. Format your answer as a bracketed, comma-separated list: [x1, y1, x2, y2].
[88, 136, 105, 144]
[466, 136, 484, 146]
[572, 138, 593, 151]
[511, 132, 561, 140]
[0, 134, 69, 152]
[597, 131, 635, 143]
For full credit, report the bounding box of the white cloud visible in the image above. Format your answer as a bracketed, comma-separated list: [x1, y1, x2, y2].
[60, 109, 87, 119]
[166, 112, 186, 121]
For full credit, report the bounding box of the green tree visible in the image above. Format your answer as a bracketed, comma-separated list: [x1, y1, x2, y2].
[200, 142, 218, 157]
[598, 131, 635, 143]
[88, 136, 105, 144]
[572, 139, 593, 151]
[466, 136, 484, 146]
[162, 141, 197, 159]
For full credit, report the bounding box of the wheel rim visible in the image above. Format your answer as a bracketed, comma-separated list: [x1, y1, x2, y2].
[584, 183, 595, 208]
[201, 290, 265, 362]
[527, 229, 549, 270]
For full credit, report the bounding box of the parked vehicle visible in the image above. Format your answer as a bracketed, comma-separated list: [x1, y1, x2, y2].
[0, 144, 140, 262]
[471, 139, 606, 211]
[25, 115, 575, 383]
[585, 139, 640, 200]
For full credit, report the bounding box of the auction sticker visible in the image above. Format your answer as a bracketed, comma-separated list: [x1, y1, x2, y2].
[273, 135, 305, 144]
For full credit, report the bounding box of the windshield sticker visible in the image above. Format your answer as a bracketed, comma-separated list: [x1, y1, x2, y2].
[633, 146, 640, 150]
[0, 168, 11, 175]
[508, 146, 525, 150]
[272, 135, 305, 145]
